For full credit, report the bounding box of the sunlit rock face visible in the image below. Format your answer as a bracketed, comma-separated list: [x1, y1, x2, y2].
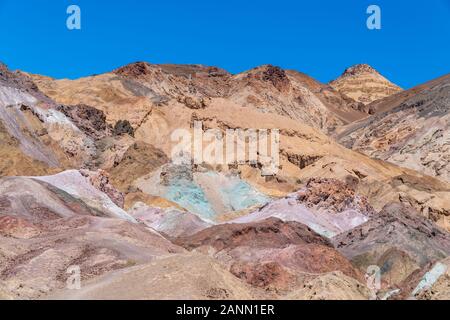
[230, 178, 374, 238]
[1, 61, 449, 300]
[173, 217, 366, 295]
[0, 170, 135, 222]
[135, 164, 270, 221]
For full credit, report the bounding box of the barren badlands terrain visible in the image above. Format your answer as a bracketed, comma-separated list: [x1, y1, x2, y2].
[0, 61, 449, 300]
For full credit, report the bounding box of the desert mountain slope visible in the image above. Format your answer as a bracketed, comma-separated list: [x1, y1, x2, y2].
[330, 64, 402, 108]
[22, 62, 450, 229]
[338, 74, 450, 183]
[1, 61, 449, 300]
[47, 252, 257, 300]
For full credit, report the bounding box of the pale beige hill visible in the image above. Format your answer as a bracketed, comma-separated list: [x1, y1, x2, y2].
[0, 213, 184, 299]
[47, 252, 257, 300]
[1, 61, 449, 301]
[227, 65, 367, 133]
[330, 64, 402, 108]
[0, 65, 97, 175]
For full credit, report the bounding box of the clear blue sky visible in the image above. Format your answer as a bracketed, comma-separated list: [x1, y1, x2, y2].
[0, 0, 449, 88]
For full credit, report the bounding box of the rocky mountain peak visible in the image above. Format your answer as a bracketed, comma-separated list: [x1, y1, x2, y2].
[1, 59, 450, 300]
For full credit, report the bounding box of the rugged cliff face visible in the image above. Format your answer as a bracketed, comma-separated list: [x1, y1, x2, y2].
[31, 62, 368, 135]
[330, 64, 403, 109]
